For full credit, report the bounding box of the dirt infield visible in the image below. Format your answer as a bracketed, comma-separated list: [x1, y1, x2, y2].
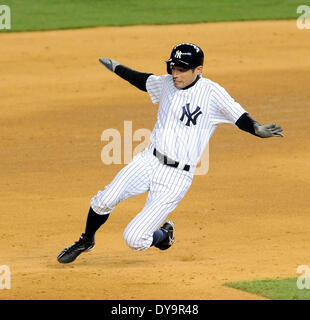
[1, 20, 309, 300]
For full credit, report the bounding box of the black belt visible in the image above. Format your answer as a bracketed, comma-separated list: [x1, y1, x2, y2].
[153, 148, 190, 172]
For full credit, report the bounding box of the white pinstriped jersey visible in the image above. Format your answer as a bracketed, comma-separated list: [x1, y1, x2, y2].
[146, 75, 246, 167]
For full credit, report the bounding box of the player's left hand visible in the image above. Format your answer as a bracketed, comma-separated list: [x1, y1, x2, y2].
[254, 123, 283, 138]
[99, 57, 120, 72]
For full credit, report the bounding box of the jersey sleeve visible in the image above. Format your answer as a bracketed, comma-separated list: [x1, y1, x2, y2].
[145, 75, 165, 104]
[209, 83, 247, 125]
[114, 65, 152, 92]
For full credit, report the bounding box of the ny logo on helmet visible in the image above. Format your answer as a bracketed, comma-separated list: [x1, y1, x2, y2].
[175, 50, 182, 59]
[180, 103, 202, 126]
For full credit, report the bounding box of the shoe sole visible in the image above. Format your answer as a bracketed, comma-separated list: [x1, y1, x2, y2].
[166, 220, 175, 230]
[162, 220, 175, 247]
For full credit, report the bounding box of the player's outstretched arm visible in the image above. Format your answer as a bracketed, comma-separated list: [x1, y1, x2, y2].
[235, 113, 283, 138]
[99, 57, 153, 92]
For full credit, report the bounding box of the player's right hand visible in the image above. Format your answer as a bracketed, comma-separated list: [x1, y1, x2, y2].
[99, 58, 120, 72]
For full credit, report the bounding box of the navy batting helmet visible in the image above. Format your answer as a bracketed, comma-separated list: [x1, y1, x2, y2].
[165, 43, 204, 74]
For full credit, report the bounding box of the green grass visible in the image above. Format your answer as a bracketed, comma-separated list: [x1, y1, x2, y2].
[1, 0, 309, 32]
[224, 278, 310, 300]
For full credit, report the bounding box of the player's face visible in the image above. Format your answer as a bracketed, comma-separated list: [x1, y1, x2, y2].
[171, 65, 203, 89]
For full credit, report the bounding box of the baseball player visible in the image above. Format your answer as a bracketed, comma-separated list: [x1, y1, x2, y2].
[57, 43, 283, 264]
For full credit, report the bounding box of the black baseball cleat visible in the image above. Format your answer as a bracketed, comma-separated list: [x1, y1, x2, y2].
[155, 220, 175, 250]
[57, 233, 95, 264]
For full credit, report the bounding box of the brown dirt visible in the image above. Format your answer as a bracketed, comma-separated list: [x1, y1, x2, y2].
[1, 20, 309, 300]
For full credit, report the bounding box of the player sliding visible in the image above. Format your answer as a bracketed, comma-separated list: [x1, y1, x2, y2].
[57, 43, 283, 264]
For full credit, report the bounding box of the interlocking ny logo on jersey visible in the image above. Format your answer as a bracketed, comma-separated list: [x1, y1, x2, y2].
[180, 103, 202, 126]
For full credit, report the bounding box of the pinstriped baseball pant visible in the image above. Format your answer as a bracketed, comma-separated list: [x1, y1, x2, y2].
[90, 144, 193, 251]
